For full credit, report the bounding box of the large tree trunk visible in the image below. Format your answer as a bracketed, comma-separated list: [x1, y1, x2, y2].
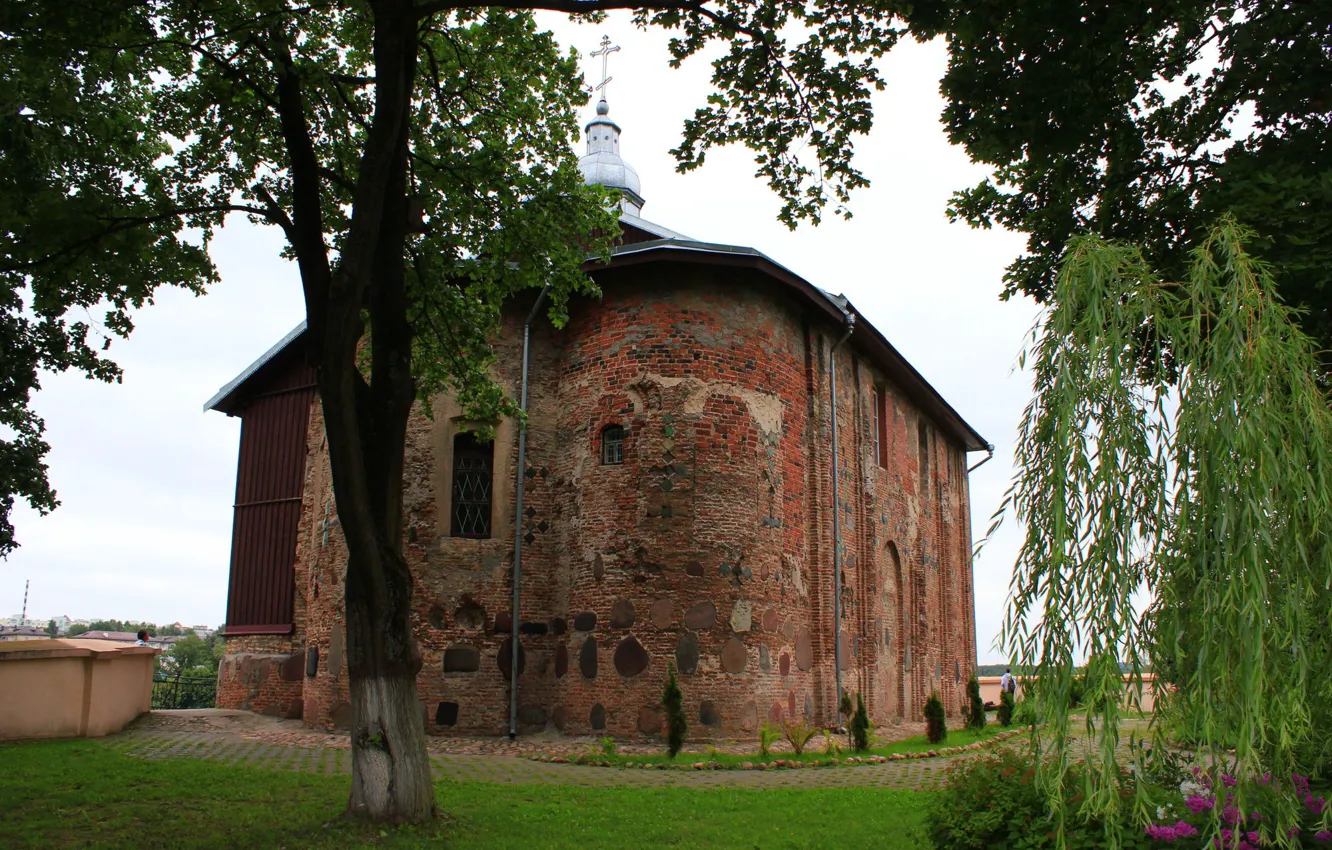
[344, 546, 434, 820]
[290, 0, 433, 822]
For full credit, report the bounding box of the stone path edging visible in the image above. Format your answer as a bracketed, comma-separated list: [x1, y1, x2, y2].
[531, 727, 1030, 771]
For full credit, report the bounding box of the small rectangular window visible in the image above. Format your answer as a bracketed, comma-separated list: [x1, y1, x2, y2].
[872, 387, 889, 469]
[451, 433, 493, 538]
[918, 419, 930, 493]
[601, 425, 625, 465]
[871, 388, 882, 466]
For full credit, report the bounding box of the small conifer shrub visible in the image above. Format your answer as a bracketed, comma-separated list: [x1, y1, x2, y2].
[662, 662, 686, 758]
[851, 692, 871, 751]
[997, 689, 1015, 727]
[924, 692, 947, 744]
[965, 676, 986, 730]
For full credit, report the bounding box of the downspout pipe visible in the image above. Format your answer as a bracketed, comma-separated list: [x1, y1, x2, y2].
[829, 313, 855, 725]
[510, 283, 551, 740]
[966, 443, 996, 474]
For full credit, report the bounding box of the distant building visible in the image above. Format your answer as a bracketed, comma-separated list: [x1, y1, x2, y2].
[0, 626, 48, 641]
[80, 631, 141, 643]
[191, 625, 216, 639]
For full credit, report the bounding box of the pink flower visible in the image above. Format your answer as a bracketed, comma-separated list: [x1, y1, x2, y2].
[1314, 829, 1332, 843]
[1146, 821, 1199, 842]
[1186, 794, 1215, 814]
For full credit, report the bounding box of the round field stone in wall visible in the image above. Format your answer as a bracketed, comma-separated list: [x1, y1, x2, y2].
[331, 702, 354, 730]
[279, 653, 304, 681]
[650, 598, 674, 629]
[520, 621, 549, 636]
[590, 703, 606, 731]
[699, 701, 721, 727]
[518, 704, 547, 731]
[685, 560, 705, 578]
[684, 601, 717, 630]
[555, 644, 569, 678]
[443, 644, 480, 673]
[579, 636, 598, 679]
[795, 626, 813, 672]
[454, 602, 486, 631]
[740, 701, 758, 731]
[762, 609, 780, 632]
[593, 553, 605, 581]
[675, 631, 699, 675]
[768, 701, 784, 724]
[428, 604, 447, 630]
[838, 633, 851, 670]
[779, 652, 791, 676]
[804, 693, 814, 719]
[498, 637, 526, 680]
[730, 601, 752, 632]
[305, 645, 319, 679]
[637, 705, 663, 736]
[573, 611, 597, 632]
[493, 610, 513, 634]
[721, 637, 748, 674]
[550, 617, 567, 635]
[781, 616, 796, 641]
[551, 706, 567, 731]
[609, 598, 636, 629]
[435, 701, 459, 727]
[759, 643, 771, 672]
[788, 690, 797, 717]
[613, 636, 649, 678]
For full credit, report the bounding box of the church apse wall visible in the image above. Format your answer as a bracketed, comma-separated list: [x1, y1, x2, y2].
[215, 263, 979, 739]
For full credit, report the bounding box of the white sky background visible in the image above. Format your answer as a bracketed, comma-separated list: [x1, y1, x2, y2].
[2, 16, 1040, 662]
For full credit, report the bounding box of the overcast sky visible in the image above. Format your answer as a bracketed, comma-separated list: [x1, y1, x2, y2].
[2, 16, 1040, 662]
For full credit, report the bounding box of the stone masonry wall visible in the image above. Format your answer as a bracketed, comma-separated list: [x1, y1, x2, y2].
[218, 260, 978, 737]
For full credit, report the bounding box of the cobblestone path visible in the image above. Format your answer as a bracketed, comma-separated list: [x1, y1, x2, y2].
[101, 729, 956, 790]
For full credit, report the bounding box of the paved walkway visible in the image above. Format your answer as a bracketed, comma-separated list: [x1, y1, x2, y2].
[99, 711, 1151, 791]
[101, 727, 958, 789]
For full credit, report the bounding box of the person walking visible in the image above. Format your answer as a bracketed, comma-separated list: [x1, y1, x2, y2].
[1000, 668, 1016, 697]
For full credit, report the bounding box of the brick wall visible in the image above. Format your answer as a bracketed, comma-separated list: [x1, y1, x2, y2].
[217, 261, 978, 736]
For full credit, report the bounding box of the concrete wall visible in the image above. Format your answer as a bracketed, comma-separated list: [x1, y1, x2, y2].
[0, 639, 158, 741]
[978, 675, 1159, 712]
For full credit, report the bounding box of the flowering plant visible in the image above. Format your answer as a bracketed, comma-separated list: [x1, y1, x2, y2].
[1142, 769, 1332, 849]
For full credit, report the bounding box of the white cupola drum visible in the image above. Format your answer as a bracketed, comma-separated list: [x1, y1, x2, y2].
[577, 36, 645, 216]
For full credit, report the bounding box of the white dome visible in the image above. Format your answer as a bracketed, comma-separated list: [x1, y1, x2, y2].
[578, 105, 644, 215]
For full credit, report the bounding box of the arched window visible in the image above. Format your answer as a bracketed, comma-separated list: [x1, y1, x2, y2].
[601, 424, 625, 465]
[451, 432, 493, 538]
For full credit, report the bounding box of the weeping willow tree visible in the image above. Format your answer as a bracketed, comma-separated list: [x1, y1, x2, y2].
[997, 218, 1332, 846]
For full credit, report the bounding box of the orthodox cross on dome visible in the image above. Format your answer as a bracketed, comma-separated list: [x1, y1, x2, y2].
[590, 35, 621, 104]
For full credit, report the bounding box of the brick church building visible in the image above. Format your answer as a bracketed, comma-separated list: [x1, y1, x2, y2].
[206, 87, 990, 740]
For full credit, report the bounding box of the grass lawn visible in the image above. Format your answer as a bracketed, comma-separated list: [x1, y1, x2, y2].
[585, 721, 1008, 767]
[0, 739, 934, 849]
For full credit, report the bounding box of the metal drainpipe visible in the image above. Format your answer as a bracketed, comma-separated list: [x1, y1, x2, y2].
[966, 443, 996, 474]
[829, 313, 855, 725]
[510, 283, 551, 740]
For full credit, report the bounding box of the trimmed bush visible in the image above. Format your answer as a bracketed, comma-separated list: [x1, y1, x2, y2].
[851, 693, 871, 751]
[965, 676, 986, 730]
[997, 689, 1015, 727]
[924, 692, 947, 744]
[662, 662, 686, 758]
